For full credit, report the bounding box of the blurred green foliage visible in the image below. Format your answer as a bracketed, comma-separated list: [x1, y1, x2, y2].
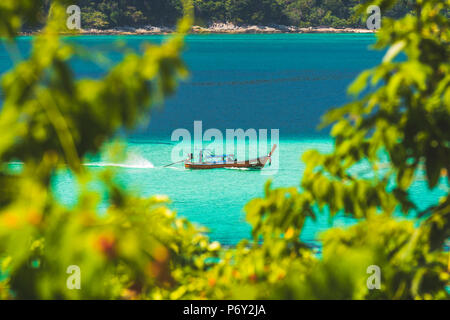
[0, 0, 449, 300]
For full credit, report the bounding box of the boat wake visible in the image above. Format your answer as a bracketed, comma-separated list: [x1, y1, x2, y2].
[83, 162, 154, 169]
[224, 167, 252, 171]
[165, 166, 184, 171]
[84, 153, 154, 169]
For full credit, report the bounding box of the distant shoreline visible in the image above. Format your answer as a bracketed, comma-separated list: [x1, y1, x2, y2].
[20, 23, 375, 36]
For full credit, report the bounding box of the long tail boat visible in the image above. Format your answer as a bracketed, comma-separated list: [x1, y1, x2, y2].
[184, 145, 277, 170]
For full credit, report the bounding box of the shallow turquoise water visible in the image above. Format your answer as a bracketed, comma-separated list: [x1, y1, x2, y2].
[50, 139, 448, 247]
[2, 34, 447, 246]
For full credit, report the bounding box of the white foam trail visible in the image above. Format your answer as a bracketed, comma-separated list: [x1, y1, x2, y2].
[84, 152, 154, 169]
[166, 166, 184, 171]
[83, 162, 154, 169]
[224, 167, 251, 171]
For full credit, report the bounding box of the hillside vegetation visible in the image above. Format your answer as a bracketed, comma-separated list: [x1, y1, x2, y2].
[41, 0, 415, 29]
[0, 0, 448, 300]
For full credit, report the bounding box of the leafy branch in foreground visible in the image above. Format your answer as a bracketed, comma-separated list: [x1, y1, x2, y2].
[0, 0, 448, 300]
[232, 0, 449, 299]
[0, 0, 215, 299]
[280, 0, 449, 298]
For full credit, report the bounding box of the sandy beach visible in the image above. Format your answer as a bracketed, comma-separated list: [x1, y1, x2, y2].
[21, 23, 375, 36]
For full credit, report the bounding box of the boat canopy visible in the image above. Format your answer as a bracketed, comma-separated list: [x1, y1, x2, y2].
[197, 149, 234, 157]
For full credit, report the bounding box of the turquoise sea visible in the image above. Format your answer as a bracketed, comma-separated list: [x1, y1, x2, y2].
[1, 34, 448, 247]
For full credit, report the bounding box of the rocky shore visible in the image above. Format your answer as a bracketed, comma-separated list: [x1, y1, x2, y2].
[22, 23, 375, 36]
[190, 23, 374, 34]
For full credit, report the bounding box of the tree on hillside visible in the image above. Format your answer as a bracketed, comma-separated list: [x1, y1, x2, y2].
[25, 0, 418, 28]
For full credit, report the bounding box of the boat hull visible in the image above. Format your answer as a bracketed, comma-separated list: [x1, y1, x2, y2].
[185, 156, 270, 170]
